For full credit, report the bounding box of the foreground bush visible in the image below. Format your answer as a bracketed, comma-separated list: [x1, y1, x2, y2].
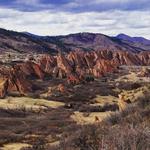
[55, 100, 150, 150]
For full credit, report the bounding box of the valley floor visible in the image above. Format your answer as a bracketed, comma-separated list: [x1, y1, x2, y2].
[0, 66, 149, 150]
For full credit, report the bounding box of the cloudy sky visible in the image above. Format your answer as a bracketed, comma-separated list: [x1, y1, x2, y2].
[0, 0, 150, 38]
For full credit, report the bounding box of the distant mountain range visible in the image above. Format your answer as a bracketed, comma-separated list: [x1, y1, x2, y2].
[0, 28, 150, 54]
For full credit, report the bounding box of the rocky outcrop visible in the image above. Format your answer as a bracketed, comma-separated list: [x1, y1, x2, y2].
[36, 49, 150, 84]
[38, 55, 56, 74]
[7, 68, 33, 95]
[0, 78, 8, 98]
[38, 50, 119, 82]
[0, 49, 150, 97]
[0, 65, 33, 97]
[16, 61, 45, 79]
[94, 50, 150, 66]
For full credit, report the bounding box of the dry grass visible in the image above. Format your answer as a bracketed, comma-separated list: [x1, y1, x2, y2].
[0, 106, 76, 149]
[70, 111, 111, 125]
[115, 71, 150, 83]
[92, 95, 118, 106]
[2, 143, 31, 150]
[0, 97, 65, 110]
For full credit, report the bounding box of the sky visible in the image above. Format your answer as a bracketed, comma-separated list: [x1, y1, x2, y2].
[0, 0, 150, 38]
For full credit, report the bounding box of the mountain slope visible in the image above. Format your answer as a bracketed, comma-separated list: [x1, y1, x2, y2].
[0, 28, 150, 54]
[115, 33, 150, 51]
[0, 28, 58, 54]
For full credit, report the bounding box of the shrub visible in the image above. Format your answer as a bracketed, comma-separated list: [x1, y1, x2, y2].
[105, 112, 122, 125]
[57, 99, 150, 150]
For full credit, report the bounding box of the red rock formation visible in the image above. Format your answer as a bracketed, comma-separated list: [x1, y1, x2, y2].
[37, 50, 150, 84]
[93, 59, 117, 77]
[57, 53, 72, 74]
[138, 51, 150, 65]
[0, 49, 149, 97]
[31, 63, 45, 79]
[0, 65, 33, 97]
[16, 61, 45, 79]
[38, 55, 56, 74]
[7, 67, 33, 95]
[67, 74, 80, 85]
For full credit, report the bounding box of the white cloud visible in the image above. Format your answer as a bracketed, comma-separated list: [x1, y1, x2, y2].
[0, 8, 150, 39]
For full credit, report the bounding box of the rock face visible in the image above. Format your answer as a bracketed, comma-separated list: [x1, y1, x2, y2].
[38, 50, 119, 83]
[38, 50, 150, 83]
[0, 49, 149, 97]
[0, 65, 33, 97]
[16, 61, 45, 80]
[0, 78, 8, 98]
[7, 67, 33, 95]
